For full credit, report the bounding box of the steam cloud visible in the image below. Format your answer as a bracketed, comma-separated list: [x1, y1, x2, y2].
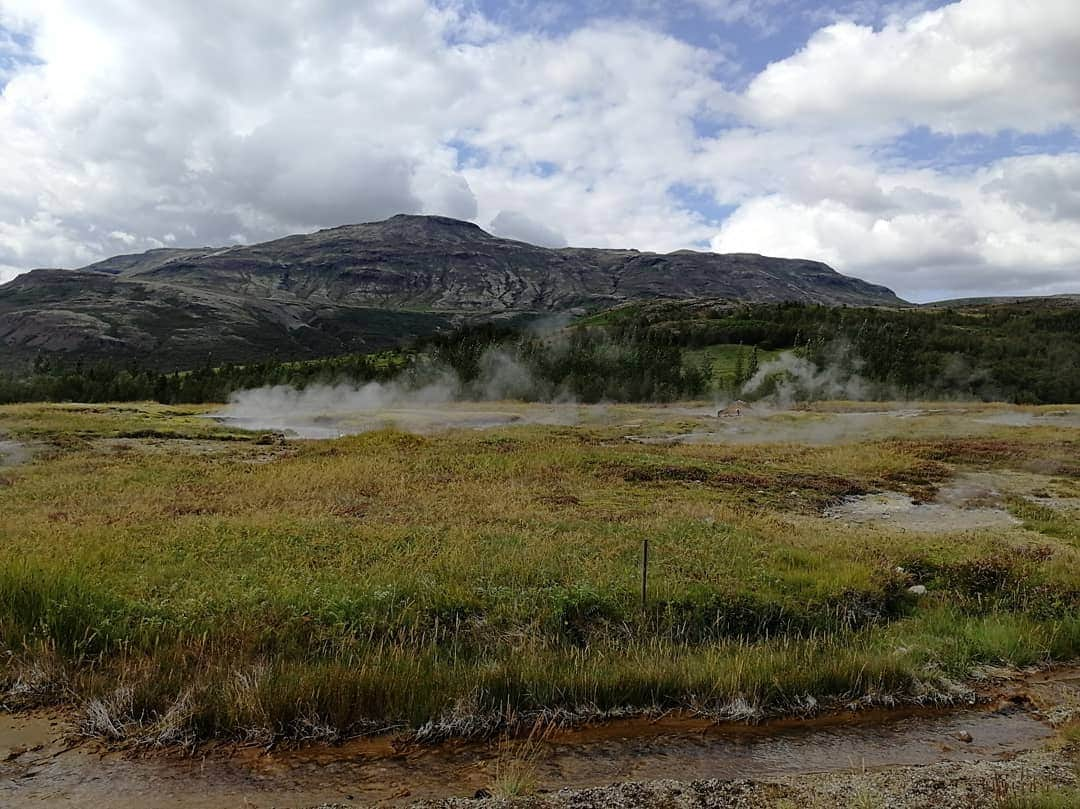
[218, 336, 991, 440]
[740, 349, 873, 406]
[217, 347, 574, 438]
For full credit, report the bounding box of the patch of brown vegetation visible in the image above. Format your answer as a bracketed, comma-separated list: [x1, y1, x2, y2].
[903, 438, 1031, 465]
[538, 493, 581, 507]
[162, 504, 219, 517]
[330, 501, 368, 518]
[616, 463, 713, 483]
[605, 460, 869, 511]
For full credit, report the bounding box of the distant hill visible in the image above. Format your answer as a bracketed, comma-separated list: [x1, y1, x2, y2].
[922, 294, 1080, 309]
[0, 214, 903, 371]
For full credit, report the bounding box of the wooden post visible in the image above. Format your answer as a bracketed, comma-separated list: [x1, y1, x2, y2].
[641, 538, 649, 610]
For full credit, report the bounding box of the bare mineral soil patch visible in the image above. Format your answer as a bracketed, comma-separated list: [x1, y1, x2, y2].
[825, 473, 1023, 533]
[0, 437, 30, 467]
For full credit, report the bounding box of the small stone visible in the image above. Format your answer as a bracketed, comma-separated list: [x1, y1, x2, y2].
[473, 788, 492, 800]
[957, 730, 973, 743]
[908, 584, 928, 596]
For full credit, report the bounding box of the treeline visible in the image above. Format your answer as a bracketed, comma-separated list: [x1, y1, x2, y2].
[607, 300, 1080, 403]
[425, 322, 709, 402]
[0, 353, 404, 405]
[5, 300, 1080, 404]
[0, 322, 708, 404]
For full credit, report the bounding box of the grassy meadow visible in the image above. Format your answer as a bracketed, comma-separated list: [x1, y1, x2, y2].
[683, 342, 784, 388]
[1, 401, 1079, 745]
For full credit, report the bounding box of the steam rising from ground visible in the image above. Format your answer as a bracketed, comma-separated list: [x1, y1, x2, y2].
[219, 383, 491, 439]
[216, 378, 1080, 446]
[736, 342, 1001, 406]
[216, 350, 577, 437]
[227, 375, 458, 421]
[215, 335, 1039, 440]
[739, 346, 874, 406]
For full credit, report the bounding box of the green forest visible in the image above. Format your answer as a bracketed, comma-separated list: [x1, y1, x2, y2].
[599, 299, 1080, 403]
[2, 299, 1079, 404]
[0, 322, 708, 404]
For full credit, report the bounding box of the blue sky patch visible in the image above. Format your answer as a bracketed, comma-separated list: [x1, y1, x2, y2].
[0, 25, 39, 91]
[669, 182, 737, 226]
[881, 126, 1080, 171]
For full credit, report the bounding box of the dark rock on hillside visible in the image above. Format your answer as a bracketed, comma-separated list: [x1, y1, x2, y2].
[0, 269, 450, 371]
[0, 214, 903, 370]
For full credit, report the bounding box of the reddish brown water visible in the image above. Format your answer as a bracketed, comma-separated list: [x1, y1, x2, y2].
[0, 699, 1058, 808]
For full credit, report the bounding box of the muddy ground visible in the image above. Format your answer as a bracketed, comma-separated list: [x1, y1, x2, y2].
[2, 669, 1078, 808]
[0, 437, 29, 467]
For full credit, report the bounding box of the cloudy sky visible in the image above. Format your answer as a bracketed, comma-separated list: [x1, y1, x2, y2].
[0, 0, 1077, 301]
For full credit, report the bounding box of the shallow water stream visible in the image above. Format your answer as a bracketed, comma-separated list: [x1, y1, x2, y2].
[0, 697, 1061, 808]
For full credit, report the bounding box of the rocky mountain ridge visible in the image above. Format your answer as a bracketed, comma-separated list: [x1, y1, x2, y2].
[0, 214, 904, 370]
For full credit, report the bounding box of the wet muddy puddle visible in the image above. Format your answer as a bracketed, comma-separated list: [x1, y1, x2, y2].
[825, 491, 1020, 533]
[823, 471, 1057, 533]
[0, 438, 29, 467]
[0, 699, 1059, 808]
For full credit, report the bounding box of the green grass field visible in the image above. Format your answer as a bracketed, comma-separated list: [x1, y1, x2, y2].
[1, 401, 1079, 745]
[684, 343, 784, 388]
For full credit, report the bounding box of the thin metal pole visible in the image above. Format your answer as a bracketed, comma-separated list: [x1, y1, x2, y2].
[641, 538, 649, 609]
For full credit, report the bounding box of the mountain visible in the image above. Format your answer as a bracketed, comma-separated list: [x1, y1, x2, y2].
[0, 214, 904, 371]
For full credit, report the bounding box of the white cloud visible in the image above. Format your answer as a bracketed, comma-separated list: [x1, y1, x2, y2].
[705, 0, 1080, 298]
[454, 21, 728, 251]
[0, 265, 22, 285]
[0, 0, 1076, 301]
[414, 162, 479, 221]
[689, 0, 787, 30]
[0, 2, 728, 270]
[0, 0, 485, 266]
[489, 210, 567, 247]
[711, 154, 1080, 299]
[984, 153, 1080, 223]
[744, 0, 1080, 136]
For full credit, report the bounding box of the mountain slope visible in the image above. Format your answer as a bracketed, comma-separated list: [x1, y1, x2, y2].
[0, 214, 903, 370]
[86, 215, 902, 310]
[0, 269, 451, 371]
